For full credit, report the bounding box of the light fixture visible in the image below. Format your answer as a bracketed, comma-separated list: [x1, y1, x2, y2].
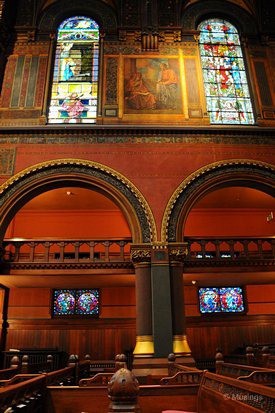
[267, 212, 273, 222]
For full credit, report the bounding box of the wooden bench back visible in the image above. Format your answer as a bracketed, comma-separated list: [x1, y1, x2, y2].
[198, 371, 275, 413]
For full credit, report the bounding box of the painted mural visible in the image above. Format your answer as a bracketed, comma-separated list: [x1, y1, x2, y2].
[124, 58, 182, 114]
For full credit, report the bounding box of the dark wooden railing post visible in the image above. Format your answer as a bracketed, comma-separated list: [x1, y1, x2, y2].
[215, 348, 224, 374]
[58, 241, 65, 262]
[44, 241, 50, 262]
[68, 354, 79, 384]
[167, 352, 176, 376]
[21, 354, 29, 373]
[115, 353, 127, 371]
[10, 355, 20, 369]
[47, 354, 54, 372]
[246, 346, 255, 366]
[119, 240, 125, 260]
[215, 240, 221, 259]
[104, 241, 110, 262]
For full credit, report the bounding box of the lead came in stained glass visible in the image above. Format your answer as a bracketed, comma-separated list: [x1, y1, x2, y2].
[54, 290, 75, 315]
[219, 287, 245, 312]
[52, 288, 100, 316]
[198, 19, 254, 125]
[76, 289, 99, 315]
[199, 287, 220, 313]
[48, 16, 99, 124]
[199, 287, 245, 313]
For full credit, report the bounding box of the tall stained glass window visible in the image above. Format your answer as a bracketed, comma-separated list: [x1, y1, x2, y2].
[48, 16, 99, 124]
[198, 19, 254, 125]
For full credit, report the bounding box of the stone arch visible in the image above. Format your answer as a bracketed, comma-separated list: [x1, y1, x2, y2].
[38, 0, 117, 36]
[0, 159, 156, 243]
[162, 160, 275, 242]
[180, 0, 257, 34]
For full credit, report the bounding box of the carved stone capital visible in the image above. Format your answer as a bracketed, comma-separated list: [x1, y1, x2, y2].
[130, 245, 151, 264]
[168, 243, 188, 262]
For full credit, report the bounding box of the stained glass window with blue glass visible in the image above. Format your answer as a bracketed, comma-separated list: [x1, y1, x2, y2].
[48, 16, 99, 124]
[199, 287, 245, 314]
[53, 288, 100, 316]
[75, 289, 99, 315]
[198, 19, 254, 125]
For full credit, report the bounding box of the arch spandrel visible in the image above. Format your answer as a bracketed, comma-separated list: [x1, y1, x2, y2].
[162, 159, 275, 243]
[37, 0, 117, 35]
[181, 0, 257, 34]
[0, 159, 157, 244]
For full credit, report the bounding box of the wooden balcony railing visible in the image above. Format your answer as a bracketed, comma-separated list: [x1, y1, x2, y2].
[1, 237, 274, 269]
[1, 238, 132, 265]
[184, 236, 275, 267]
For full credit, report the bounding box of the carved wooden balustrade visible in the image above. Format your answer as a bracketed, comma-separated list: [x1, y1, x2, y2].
[184, 236, 275, 268]
[1, 236, 274, 270]
[1, 238, 133, 270]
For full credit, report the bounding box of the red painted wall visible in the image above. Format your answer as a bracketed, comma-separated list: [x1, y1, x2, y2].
[6, 210, 131, 238]
[184, 209, 274, 236]
[9, 143, 275, 238]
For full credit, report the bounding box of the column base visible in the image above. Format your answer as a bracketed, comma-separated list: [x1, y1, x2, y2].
[133, 335, 154, 358]
[173, 334, 192, 356]
[132, 357, 169, 382]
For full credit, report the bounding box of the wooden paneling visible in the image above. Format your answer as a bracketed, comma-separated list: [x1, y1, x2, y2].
[6, 319, 136, 360]
[100, 306, 136, 318]
[101, 287, 135, 305]
[186, 315, 275, 359]
[8, 306, 51, 318]
[5, 285, 275, 361]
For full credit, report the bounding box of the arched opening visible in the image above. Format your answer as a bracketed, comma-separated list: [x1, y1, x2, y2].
[0, 160, 156, 359]
[5, 187, 131, 240]
[164, 160, 274, 243]
[184, 186, 274, 237]
[0, 159, 155, 244]
[3, 186, 134, 289]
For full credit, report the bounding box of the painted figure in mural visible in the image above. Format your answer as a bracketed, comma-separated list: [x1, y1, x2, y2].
[156, 63, 178, 109]
[125, 71, 156, 110]
[61, 93, 85, 119]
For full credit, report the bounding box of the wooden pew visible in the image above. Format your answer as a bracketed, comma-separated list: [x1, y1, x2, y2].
[197, 371, 275, 413]
[46, 382, 199, 413]
[79, 372, 114, 386]
[0, 374, 40, 387]
[3, 365, 275, 413]
[216, 351, 275, 387]
[0, 375, 46, 413]
[47, 366, 201, 412]
[0, 366, 19, 380]
[0, 363, 80, 412]
[47, 370, 275, 413]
